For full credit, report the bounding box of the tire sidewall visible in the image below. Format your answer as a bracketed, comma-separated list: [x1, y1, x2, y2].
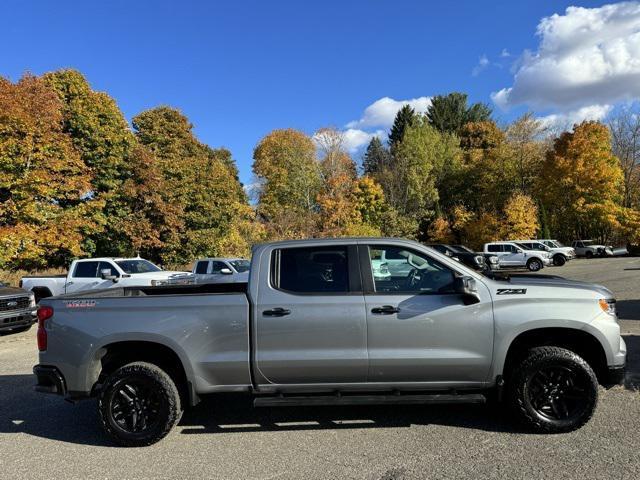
[527, 259, 542, 271]
[553, 255, 566, 266]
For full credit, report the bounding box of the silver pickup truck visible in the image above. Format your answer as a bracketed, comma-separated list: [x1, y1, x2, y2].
[33, 238, 626, 446]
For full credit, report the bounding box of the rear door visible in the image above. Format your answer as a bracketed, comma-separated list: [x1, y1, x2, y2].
[65, 261, 101, 293]
[362, 243, 494, 384]
[254, 244, 367, 385]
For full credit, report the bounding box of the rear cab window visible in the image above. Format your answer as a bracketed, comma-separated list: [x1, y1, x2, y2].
[73, 261, 100, 278]
[194, 261, 209, 274]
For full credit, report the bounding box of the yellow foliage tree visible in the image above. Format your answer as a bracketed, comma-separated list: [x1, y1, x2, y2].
[427, 217, 453, 243]
[501, 193, 539, 240]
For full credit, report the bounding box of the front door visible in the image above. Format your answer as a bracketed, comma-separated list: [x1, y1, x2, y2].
[362, 244, 494, 385]
[65, 261, 102, 293]
[255, 244, 367, 385]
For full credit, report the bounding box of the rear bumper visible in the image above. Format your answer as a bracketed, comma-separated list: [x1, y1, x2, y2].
[33, 365, 67, 395]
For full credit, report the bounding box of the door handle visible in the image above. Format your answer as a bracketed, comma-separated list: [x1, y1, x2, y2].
[263, 307, 291, 317]
[371, 305, 400, 315]
[66, 281, 74, 286]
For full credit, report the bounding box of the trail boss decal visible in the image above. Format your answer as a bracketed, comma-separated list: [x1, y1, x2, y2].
[64, 300, 97, 309]
[496, 288, 527, 295]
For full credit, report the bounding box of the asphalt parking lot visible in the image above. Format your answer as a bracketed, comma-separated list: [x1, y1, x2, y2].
[1, 257, 639, 480]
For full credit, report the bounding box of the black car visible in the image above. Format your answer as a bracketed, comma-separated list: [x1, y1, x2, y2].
[425, 244, 492, 271]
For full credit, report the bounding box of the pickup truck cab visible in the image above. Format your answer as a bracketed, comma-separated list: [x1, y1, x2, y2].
[572, 240, 614, 258]
[484, 242, 552, 271]
[34, 238, 626, 446]
[21, 257, 193, 302]
[192, 258, 250, 284]
[515, 240, 575, 267]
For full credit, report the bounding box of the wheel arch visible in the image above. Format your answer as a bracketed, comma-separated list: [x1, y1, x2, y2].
[31, 287, 53, 303]
[92, 339, 198, 407]
[501, 327, 608, 384]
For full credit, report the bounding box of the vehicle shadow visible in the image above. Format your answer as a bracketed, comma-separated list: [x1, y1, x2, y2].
[617, 300, 640, 321]
[1, 336, 637, 446]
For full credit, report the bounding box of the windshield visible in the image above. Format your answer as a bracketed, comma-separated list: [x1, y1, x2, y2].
[116, 259, 162, 274]
[229, 260, 250, 273]
[582, 240, 594, 246]
[551, 240, 564, 247]
[450, 245, 473, 254]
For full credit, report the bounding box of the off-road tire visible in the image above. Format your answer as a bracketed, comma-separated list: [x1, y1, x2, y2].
[508, 347, 598, 433]
[585, 250, 594, 259]
[98, 362, 181, 447]
[553, 254, 566, 267]
[526, 258, 543, 272]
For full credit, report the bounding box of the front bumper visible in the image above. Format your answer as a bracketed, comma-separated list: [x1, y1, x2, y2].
[0, 309, 36, 332]
[33, 365, 67, 395]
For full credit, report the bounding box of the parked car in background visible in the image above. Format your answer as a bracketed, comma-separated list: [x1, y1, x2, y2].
[572, 240, 614, 258]
[191, 258, 250, 284]
[484, 241, 552, 271]
[34, 237, 626, 446]
[0, 285, 36, 333]
[425, 244, 488, 271]
[21, 258, 193, 302]
[515, 240, 575, 266]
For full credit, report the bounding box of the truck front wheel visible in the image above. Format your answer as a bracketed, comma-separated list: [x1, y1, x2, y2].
[508, 347, 598, 433]
[98, 362, 181, 447]
[553, 254, 566, 266]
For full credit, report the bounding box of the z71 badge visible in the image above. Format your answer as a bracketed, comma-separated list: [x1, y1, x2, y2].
[496, 288, 527, 295]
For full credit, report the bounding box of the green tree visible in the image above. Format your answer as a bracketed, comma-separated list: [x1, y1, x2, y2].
[362, 136, 391, 175]
[0, 75, 101, 269]
[427, 92, 492, 134]
[388, 105, 417, 148]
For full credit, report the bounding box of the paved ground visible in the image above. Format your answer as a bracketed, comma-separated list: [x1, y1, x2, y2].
[1, 257, 638, 479]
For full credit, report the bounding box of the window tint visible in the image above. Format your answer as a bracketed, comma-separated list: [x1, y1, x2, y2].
[98, 262, 118, 277]
[115, 260, 161, 274]
[275, 246, 349, 293]
[504, 244, 518, 253]
[229, 260, 250, 273]
[195, 261, 209, 274]
[487, 244, 502, 252]
[73, 261, 99, 278]
[368, 246, 455, 294]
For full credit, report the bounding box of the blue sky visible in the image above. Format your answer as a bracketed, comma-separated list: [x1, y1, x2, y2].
[1, 0, 635, 186]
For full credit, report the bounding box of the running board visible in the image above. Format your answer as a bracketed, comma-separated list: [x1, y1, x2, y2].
[254, 393, 486, 407]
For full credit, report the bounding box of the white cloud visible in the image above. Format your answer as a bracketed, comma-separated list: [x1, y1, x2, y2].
[341, 128, 385, 153]
[500, 48, 511, 58]
[492, 2, 640, 111]
[472, 54, 490, 76]
[538, 104, 613, 130]
[346, 96, 432, 129]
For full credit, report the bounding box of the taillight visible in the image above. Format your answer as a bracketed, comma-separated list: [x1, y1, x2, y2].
[37, 306, 54, 352]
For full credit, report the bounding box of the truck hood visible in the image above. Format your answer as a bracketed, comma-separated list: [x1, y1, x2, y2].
[494, 275, 614, 299]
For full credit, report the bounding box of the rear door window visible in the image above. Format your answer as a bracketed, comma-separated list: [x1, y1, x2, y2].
[487, 244, 502, 252]
[73, 261, 99, 278]
[273, 246, 349, 293]
[195, 261, 209, 274]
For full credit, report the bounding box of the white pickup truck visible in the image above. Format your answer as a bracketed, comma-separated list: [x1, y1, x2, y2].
[515, 240, 576, 267]
[20, 257, 193, 302]
[191, 258, 250, 284]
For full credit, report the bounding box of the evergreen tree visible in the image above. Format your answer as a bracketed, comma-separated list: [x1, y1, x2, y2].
[388, 105, 417, 147]
[426, 92, 492, 134]
[363, 137, 391, 175]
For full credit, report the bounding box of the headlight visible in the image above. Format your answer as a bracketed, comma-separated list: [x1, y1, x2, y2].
[474, 255, 484, 266]
[598, 298, 616, 316]
[29, 293, 36, 308]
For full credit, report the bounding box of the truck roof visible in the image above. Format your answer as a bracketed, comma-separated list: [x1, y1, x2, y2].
[74, 257, 145, 262]
[254, 237, 416, 249]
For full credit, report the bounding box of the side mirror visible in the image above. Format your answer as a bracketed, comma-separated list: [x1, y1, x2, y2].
[100, 269, 118, 282]
[453, 276, 480, 305]
[220, 268, 233, 275]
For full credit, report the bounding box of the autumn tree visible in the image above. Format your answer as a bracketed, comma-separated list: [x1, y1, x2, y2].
[609, 107, 640, 209]
[501, 193, 539, 240]
[538, 121, 624, 241]
[0, 75, 101, 269]
[427, 92, 492, 134]
[133, 107, 261, 263]
[505, 113, 548, 195]
[252, 129, 321, 239]
[426, 217, 453, 243]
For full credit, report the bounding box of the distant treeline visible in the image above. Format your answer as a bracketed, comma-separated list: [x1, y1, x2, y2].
[1, 71, 638, 271]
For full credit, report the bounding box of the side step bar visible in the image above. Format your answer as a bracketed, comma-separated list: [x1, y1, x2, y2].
[254, 393, 486, 407]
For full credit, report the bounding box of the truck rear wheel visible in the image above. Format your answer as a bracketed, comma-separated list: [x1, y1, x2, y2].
[526, 258, 543, 272]
[98, 362, 181, 447]
[508, 347, 598, 433]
